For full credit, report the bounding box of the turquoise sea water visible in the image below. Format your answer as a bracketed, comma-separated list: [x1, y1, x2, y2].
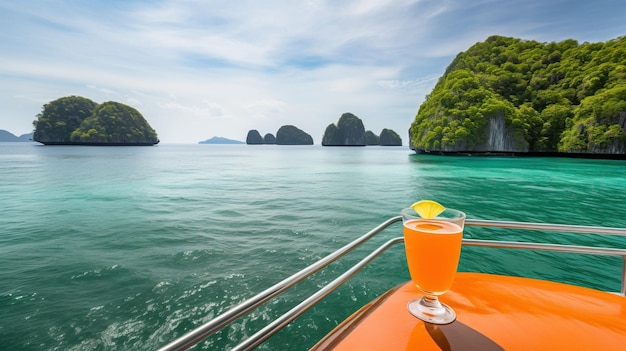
[1, 143, 625, 350]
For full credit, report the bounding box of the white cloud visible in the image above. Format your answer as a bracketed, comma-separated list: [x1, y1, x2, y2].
[159, 100, 225, 118]
[377, 76, 440, 92]
[245, 99, 287, 114]
[126, 98, 142, 106]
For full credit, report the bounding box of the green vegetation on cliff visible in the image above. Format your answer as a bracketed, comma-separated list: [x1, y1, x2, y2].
[410, 35, 626, 154]
[33, 96, 158, 145]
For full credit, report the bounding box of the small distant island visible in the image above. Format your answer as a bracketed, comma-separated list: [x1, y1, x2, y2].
[0, 130, 32, 142]
[32, 96, 159, 146]
[199, 136, 244, 144]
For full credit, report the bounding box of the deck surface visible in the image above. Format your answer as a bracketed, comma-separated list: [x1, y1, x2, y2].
[311, 272, 626, 351]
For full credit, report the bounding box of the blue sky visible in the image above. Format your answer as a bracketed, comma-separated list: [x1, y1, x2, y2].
[1, 0, 625, 143]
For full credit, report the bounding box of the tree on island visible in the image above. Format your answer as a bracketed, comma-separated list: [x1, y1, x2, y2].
[32, 96, 158, 145]
[33, 96, 97, 143]
[71, 102, 158, 143]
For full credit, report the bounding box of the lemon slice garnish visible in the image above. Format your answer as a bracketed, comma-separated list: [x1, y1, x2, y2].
[410, 200, 445, 219]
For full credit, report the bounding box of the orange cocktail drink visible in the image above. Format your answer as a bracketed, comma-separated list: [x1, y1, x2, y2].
[403, 219, 463, 294]
[401, 201, 465, 324]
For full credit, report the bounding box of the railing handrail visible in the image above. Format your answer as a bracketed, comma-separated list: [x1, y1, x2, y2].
[465, 219, 626, 235]
[231, 237, 405, 351]
[157, 217, 626, 351]
[156, 216, 402, 351]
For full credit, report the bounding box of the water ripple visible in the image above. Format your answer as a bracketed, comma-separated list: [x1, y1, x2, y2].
[1, 146, 625, 350]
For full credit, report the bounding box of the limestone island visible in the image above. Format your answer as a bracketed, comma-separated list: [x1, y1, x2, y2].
[32, 96, 159, 146]
[410, 35, 626, 158]
[322, 112, 402, 146]
[246, 126, 313, 145]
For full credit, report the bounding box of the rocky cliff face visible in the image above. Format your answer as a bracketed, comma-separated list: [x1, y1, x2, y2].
[428, 113, 528, 153]
[476, 113, 528, 152]
[591, 139, 626, 154]
[588, 112, 626, 154]
[322, 112, 365, 146]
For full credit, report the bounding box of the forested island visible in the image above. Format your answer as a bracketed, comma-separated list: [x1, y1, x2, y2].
[32, 96, 159, 145]
[410, 35, 626, 157]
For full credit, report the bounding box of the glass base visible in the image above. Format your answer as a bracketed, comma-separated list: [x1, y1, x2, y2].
[407, 298, 456, 324]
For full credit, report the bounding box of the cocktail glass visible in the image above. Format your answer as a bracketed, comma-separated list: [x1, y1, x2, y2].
[401, 206, 465, 324]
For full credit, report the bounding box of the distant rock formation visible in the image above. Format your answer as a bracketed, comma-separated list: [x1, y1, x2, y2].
[322, 112, 365, 146]
[0, 129, 18, 141]
[263, 133, 276, 144]
[0, 130, 32, 142]
[365, 130, 379, 145]
[322, 124, 341, 145]
[246, 130, 263, 144]
[379, 128, 402, 146]
[276, 125, 313, 145]
[199, 136, 244, 144]
[17, 133, 32, 142]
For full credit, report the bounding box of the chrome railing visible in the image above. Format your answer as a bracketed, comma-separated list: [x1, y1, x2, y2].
[157, 217, 626, 351]
[156, 216, 402, 351]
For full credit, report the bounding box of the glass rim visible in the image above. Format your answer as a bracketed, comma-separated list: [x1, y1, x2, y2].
[400, 207, 466, 220]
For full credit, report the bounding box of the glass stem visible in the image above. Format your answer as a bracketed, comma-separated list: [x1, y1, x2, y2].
[420, 294, 444, 313]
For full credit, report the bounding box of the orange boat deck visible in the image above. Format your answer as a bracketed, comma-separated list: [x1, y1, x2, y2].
[311, 272, 626, 351]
